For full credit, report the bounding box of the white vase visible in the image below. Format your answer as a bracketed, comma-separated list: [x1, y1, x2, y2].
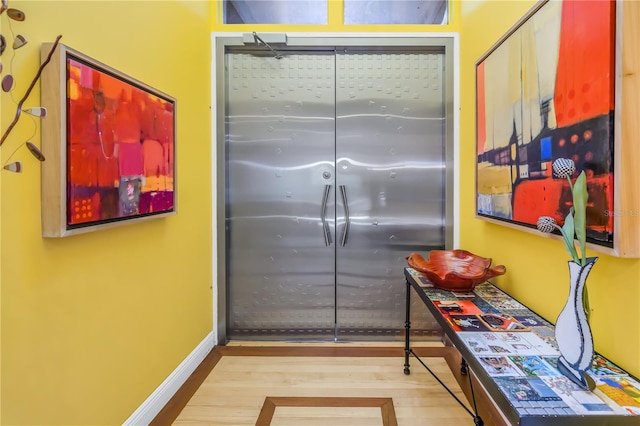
[554, 257, 597, 390]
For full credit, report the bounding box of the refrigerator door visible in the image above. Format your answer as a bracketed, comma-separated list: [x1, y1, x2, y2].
[226, 52, 337, 340]
[335, 50, 447, 340]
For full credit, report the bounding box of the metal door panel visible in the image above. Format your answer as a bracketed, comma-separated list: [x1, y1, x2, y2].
[225, 48, 447, 341]
[226, 52, 336, 340]
[335, 52, 446, 339]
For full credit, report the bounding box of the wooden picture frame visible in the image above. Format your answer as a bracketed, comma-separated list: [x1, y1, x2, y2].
[475, 0, 639, 258]
[40, 43, 177, 237]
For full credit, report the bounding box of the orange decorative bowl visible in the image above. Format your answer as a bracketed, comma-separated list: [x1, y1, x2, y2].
[406, 250, 506, 292]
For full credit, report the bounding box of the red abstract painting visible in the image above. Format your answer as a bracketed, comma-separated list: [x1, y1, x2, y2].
[475, 0, 615, 247]
[66, 57, 175, 228]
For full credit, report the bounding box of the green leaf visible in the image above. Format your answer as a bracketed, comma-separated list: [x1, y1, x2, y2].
[561, 210, 580, 263]
[572, 172, 588, 266]
[583, 285, 591, 323]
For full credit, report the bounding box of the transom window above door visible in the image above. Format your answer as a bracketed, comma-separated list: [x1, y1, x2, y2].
[344, 0, 448, 24]
[224, 0, 328, 24]
[223, 0, 448, 25]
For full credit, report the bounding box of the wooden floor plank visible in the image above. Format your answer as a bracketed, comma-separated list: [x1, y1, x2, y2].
[150, 347, 223, 426]
[254, 398, 277, 426]
[171, 351, 472, 425]
[152, 343, 483, 426]
[257, 397, 397, 426]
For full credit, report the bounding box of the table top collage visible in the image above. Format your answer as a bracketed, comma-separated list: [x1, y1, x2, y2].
[405, 267, 640, 421]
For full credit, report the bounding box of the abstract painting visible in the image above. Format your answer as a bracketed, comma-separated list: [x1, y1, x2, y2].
[475, 0, 615, 247]
[41, 44, 176, 237]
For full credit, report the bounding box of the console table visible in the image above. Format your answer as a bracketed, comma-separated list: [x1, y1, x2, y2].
[403, 267, 640, 426]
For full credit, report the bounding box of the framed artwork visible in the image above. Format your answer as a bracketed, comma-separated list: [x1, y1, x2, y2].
[475, 0, 615, 249]
[40, 43, 176, 237]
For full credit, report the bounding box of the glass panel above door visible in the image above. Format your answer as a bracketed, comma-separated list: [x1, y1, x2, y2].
[224, 0, 328, 24]
[344, 0, 448, 25]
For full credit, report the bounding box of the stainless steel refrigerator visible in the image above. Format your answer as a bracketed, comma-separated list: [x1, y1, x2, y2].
[223, 46, 452, 341]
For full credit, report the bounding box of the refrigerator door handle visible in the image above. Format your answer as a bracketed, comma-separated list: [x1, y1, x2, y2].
[340, 185, 350, 247]
[321, 184, 332, 246]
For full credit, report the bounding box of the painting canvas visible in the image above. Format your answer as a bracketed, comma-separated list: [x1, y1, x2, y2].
[41, 44, 176, 237]
[475, 0, 615, 247]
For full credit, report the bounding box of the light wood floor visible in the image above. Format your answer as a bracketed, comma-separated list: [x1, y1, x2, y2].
[152, 342, 486, 426]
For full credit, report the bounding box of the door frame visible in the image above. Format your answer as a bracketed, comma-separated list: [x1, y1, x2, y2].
[212, 33, 460, 344]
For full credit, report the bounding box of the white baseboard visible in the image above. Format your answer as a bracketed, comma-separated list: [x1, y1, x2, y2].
[123, 331, 216, 425]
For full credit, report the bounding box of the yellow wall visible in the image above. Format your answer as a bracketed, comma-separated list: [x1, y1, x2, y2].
[1, 1, 212, 424]
[459, 0, 640, 378]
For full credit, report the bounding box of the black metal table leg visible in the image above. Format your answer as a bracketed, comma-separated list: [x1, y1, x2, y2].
[403, 271, 484, 425]
[404, 278, 411, 375]
[467, 363, 484, 425]
[411, 349, 481, 423]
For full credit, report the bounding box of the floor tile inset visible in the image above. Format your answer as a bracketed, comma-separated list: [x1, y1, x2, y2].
[255, 396, 397, 426]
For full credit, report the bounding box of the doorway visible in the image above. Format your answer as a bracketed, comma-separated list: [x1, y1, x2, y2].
[215, 36, 455, 342]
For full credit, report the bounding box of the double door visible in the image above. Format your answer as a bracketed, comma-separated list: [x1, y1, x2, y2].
[225, 48, 450, 340]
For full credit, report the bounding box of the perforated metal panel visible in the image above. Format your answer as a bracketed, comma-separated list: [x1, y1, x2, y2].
[225, 49, 446, 341]
[226, 52, 336, 340]
[334, 51, 446, 340]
